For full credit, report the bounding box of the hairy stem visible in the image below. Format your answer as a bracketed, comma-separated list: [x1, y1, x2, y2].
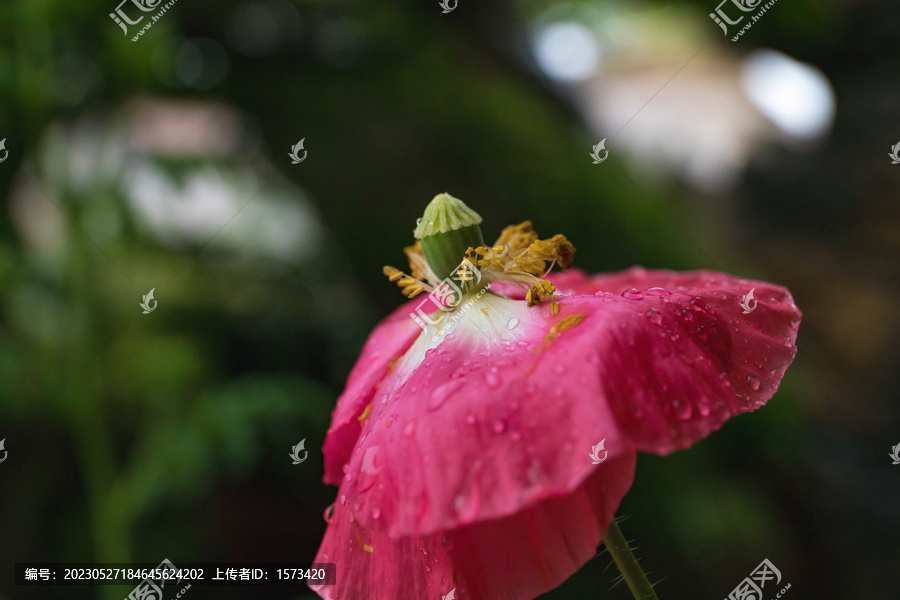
[603, 519, 660, 600]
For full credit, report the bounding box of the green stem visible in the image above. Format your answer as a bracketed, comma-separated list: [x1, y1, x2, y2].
[603, 519, 660, 600]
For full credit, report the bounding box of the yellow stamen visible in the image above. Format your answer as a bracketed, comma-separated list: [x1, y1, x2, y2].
[528, 234, 576, 270]
[543, 314, 587, 344]
[383, 265, 404, 282]
[526, 280, 557, 307]
[383, 265, 427, 298]
[495, 221, 538, 255]
[358, 405, 372, 423]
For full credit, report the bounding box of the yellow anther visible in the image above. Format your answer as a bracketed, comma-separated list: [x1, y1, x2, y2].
[495, 221, 538, 254]
[383, 266, 404, 282]
[526, 280, 557, 307]
[543, 314, 586, 344]
[358, 405, 372, 423]
[402, 284, 425, 298]
[528, 234, 576, 270]
[514, 255, 545, 276]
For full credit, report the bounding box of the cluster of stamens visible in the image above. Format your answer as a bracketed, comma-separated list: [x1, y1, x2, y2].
[383, 221, 576, 315]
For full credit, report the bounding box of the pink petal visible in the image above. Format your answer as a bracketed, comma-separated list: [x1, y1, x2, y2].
[549, 267, 802, 453]
[337, 267, 799, 537]
[310, 453, 635, 600]
[337, 293, 633, 538]
[322, 296, 437, 485]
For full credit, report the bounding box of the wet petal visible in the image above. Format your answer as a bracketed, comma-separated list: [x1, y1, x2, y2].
[322, 296, 438, 484]
[310, 454, 635, 600]
[337, 293, 631, 537]
[339, 268, 799, 535]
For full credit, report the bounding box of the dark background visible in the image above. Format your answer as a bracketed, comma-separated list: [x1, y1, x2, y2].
[1, 0, 898, 598]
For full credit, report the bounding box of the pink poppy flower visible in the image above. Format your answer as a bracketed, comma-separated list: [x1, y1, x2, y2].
[310, 194, 801, 600]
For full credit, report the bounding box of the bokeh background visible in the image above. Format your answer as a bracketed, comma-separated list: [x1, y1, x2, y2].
[1, 0, 899, 598]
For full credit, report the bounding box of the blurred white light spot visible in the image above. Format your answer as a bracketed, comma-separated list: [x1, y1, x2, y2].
[740, 49, 835, 140]
[533, 22, 600, 83]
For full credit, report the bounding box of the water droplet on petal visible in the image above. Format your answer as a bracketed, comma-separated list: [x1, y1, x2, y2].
[510, 430, 522, 441]
[466, 413, 476, 425]
[554, 364, 566, 375]
[645, 308, 663, 325]
[371, 507, 380, 519]
[622, 288, 643, 300]
[324, 503, 335, 523]
[453, 484, 481, 520]
[672, 399, 692, 420]
[485, 367, 501, 389]
[339, 494, 347, 506]
[404, 421, 416, 436]
[429, 380, 464, 410]
[507, 317, 519, 330]
[587, 350, 601, 365]
[644, 287, 667, 296]
[746, 374, 761, 390]
[491, 418, 507, 434]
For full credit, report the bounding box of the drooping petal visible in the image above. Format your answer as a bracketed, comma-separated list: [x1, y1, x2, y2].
[322, 295, 440, 485]
[338, 267, 799, 536]
[550, 267, 802, 454]
[338, 292, 634, 538]
[310, 453, 635, 600]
